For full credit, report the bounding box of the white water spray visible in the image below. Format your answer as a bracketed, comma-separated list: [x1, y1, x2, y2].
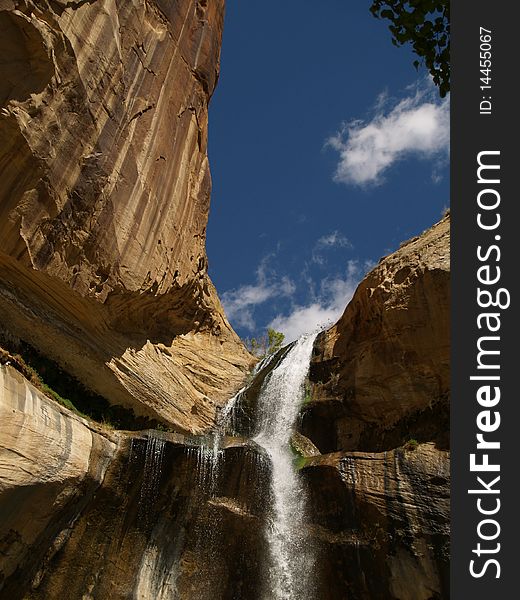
[188, 351, 281, 492]
[137, 432, 166, 523]
[254, 333, 318, 600]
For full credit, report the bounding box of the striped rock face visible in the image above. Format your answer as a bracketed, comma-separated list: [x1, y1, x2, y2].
[0, 0, 253, 430]
[306, 215, 450, 454]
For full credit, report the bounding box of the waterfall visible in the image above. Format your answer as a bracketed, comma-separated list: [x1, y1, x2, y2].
[137, 432, 166, 523]
[253, 333, 318, 600]
[216, 350, 279, 441]
[177, 336, 317, 599]
[186, 351, 281, 494]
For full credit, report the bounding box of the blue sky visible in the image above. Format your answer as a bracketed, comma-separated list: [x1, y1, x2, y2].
[207, 0, 449, 342]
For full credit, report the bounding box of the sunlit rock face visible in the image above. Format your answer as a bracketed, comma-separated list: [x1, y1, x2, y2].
[0, 1, 451, 596]
[0, 0, 253, 431]
[0, 208, 451, 598]
[305, 215, 450, 453]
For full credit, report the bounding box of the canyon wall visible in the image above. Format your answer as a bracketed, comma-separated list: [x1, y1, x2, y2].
[305, 215, 450, 454]
[0, 1, 450, 597]
[0, 0, 252, 432]
[298, 215, 451, 598]
[0, 364, 269, 599]
[0, 215, 450, 598]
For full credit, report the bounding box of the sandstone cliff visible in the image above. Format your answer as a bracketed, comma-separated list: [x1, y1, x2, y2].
[295, 215, 451, 598]
[305, 215, 450, 453]
[0, 0, 252, 432]
[0, 1, 450, 597]
[0, 362, 449, 600]
[0, 363, 270, 599]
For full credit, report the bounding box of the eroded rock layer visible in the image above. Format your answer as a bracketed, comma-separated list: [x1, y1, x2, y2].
[303, 445, 449, 600]
[0, 0, 252, 431]
[0, 364, 270, 599]
[305, 215, 450, 453]
[0, 1, 451, 595]
[1, 360, 449, 600]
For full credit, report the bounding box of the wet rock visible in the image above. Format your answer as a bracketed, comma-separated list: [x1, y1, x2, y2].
[0, 364, 272, 599]
[302, 444, 450, 600]
[290, 431, 321, 458]
[0, 2, 451, 596]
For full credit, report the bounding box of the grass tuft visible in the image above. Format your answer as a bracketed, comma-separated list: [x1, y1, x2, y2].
[404, 438, 419, 451]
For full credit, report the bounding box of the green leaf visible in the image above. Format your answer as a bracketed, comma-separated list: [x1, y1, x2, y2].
[368, 0, 450, 97]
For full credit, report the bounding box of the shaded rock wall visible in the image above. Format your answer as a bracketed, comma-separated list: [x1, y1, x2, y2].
[304, 215, 450, 453]
[0, 0, 252, 432]
[0, 1, 451, 595]
[303, 445, 449, 600]
[1, 358, 450, 600]
[0, 363, 271, 599]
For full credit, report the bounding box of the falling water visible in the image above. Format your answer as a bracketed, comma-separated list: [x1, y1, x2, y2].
[137, 431, 166, 523]
[186, 351, 281, 495]
[178, 338, 317, 598]
[216, 350, 279, 441]
[253, 333, 318, 600]
[184, 388, 245, 496]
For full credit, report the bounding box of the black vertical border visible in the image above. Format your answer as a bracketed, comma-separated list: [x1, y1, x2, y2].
[451, 1, 518, 597]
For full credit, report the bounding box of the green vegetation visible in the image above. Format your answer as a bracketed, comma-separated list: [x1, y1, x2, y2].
[289, 436, 309, 471]
[1, 347, 90, 420]
[303, 380, 312, 404]
[245, 328, 285, 358]
[404, 438, 419, 451]
[155, 423, 175, 433]
[370, 0, 450, 97]
[293, 454, 308, 471]
[40, 382, 88, 419]
[0, 332, 155, 431]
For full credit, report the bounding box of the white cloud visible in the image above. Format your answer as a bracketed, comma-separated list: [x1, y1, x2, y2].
[311, 231, 351, 265]
[268, 260, 364, 343]
[327, 80, 450, 186]
[315, 231, 351, 249]
[221, 257, 295, 331]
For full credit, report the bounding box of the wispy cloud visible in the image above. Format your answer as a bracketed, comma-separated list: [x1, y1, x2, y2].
[221, 256, 295, 331]
[268, 260, 367, 342]
[222, 237, 375, 342]
[311, 231, 352, 265]
[327, 80, 449, 187]
[316, 231, 351, 249]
